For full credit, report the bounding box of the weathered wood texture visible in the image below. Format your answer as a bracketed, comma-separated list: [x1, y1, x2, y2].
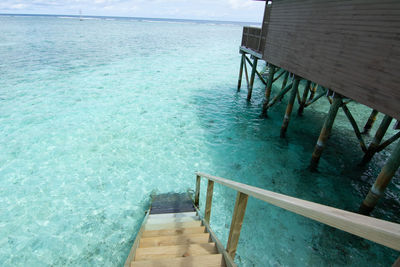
[205, 180, 214, 223]
[261, 0, 400, 119]
[226, 192, 249, 259]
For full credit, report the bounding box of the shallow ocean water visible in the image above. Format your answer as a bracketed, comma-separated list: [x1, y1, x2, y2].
[0, 15, 399, 266]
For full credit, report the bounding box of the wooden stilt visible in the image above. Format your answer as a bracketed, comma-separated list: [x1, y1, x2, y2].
[261, 64, 277, 117]
[246, 57, 258, 101]
[263, 82, 293, 112]
[359, 140, 400, 215]
[298, 80, 311, 115]
[279, 72, 290, 102]
[361, 115, 393, 165]
[243, 56, 249, 89]
[310, 93, 342, 170]
[308, 83, 317, 100]
[280, 75, 301, 138]
[281, 71, 289, 91]
[244, 56, 267, 86]
[362, 109, 379, 134]
[296, 87, 301, 105]
[237, 53, 245, 92]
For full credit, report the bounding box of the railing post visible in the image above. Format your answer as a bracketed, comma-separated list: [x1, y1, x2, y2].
[204, 180, 214, 223]
[195, 175, 201, 207]
[226, 192, 249, 259]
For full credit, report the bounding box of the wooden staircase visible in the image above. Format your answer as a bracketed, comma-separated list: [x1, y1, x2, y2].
[124, 173, 400, 266]
[125, 193, 227, 267]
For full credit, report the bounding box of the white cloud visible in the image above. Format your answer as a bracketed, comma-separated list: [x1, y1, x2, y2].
[0, 0, 265, 22]
[10, 3, 28, 9]
[228, 0, 253, 9]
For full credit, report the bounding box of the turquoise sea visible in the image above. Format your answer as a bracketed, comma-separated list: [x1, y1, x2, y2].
[0, 15, 399, 266]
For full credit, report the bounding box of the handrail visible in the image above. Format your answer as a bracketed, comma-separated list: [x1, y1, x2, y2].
[195, 172, 400, 258]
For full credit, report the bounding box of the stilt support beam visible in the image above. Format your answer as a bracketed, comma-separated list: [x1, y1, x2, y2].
[244, 56, 267, 86]
[359, 140, 400, 215]
[376, 132, 400, 153]
[362, 109, 379, 134]
[341, 103, 367, 152]
[305, 86, 327, 107]
[361, 115, 393, 165]
[280, 75, 301, 138]
[237, 53, 245, 92]
[246, 57, 258, 101]
[298, 80, 311, 116]
[308, 83, 317, 100]
[310, 93, 342, 170]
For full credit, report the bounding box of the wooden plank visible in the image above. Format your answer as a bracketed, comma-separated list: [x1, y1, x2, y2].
[131, 254, 225, 267]
[196, 172, 400, 251]
[226, 192, 249, 259]
[239, 46, 262, 59]
[144, 221, 202, 231]
[148, 212, 197, 220]
[204, 180, 214, 223]
[146, 216, 198, 225]
[124, 209, 150, 267]
[142, 226, 206, 238]
[135, 243, 217, 261]
[139, 233, 211, 248]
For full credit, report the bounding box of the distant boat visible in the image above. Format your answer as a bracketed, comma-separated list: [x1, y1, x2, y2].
[79, 10, 83, 21]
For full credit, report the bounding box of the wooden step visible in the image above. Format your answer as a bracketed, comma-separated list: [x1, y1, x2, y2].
[134, 243, 218, 261]
[139, 233, 210, 248]
[148, 212, 197, 219]
[144, 220, 202, 231]
[146, 216, 199, 225]
[142, 226, 206, 237]
[131, 254, 225, 267]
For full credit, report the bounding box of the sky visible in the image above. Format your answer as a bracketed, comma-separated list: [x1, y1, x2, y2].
[0, 0, 266, 22]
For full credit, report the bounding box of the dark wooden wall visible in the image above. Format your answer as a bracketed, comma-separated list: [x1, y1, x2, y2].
[262, 0, 400, 120]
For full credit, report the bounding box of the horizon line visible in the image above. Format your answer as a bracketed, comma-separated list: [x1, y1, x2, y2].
[0, 12, 261, 24]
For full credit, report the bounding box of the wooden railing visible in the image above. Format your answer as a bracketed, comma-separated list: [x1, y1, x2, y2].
[241, 26, 263, 54]
[194, 172, 400, 264]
